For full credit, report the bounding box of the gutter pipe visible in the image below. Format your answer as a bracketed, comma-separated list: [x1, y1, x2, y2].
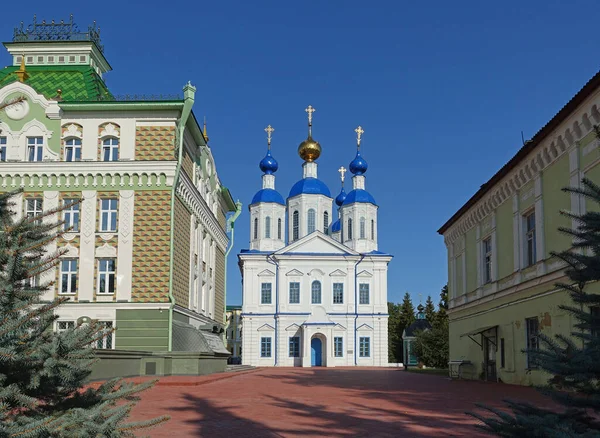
[223, 201, 243, 326]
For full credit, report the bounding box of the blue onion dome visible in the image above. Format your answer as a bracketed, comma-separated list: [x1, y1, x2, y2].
[331, 219, 341, 233]
[288, 177, 331, 198]
[342, 189, 377, 206]
[259, 149, 278, 174]
[250, 188, 285, 206]
[349, 151, 368, 175]
[335, 187, 347, 207]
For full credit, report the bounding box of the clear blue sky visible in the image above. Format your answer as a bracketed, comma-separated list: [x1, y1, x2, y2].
[3, 1, 599, 306]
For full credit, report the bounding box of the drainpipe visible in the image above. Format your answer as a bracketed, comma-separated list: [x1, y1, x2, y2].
[167, 82, 196, 351]
[223, 201, 243, 327]
[354, 253, 366, 366]
[267, 254, 280, 366]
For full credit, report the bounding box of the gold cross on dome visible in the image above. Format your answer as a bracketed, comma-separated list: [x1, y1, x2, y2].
[264, 125, 274, 148]
[305, 105, 316, 125]
[355, 126, 364, 147]
[338, 166, 347, 183]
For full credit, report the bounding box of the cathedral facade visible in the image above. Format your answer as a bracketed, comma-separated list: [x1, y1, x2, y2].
[239, 108, 391, 367]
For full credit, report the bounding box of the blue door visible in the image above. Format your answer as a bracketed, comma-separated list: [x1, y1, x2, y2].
[311, 338, 322, 366]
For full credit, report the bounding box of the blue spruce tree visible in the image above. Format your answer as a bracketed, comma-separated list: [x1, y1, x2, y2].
[0, 191, 169, 437]
[470, 177, 600, 436]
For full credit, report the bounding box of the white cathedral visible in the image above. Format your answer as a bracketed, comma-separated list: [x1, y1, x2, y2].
[239, 106, 391, 367]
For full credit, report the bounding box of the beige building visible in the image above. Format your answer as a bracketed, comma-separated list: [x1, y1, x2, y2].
[438, 69, 600, 385]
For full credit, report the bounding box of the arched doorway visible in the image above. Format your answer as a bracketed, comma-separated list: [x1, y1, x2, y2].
[311, 338, 322, 366]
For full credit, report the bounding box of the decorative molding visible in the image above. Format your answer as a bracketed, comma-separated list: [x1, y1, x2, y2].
[257, 323, 275, 332]
[95, 243, 117, 258]
[62, 232, 77, 242]
[285, 323, 301, 331]
[285, 269, 304, 277]
[62, 123, 83, 139]
[357, 270, 373, 278]
[443, 99, 600, 244]
[308, 268, 325, 277]
[257, 269, 275, 277]
[357, 323, 373, 331]
[99, 123, 120, 138]
[329, 269, 347, 277]
[60, 243, 78, 258]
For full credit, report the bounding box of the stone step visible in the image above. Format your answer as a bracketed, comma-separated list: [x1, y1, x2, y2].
[225, 364, 256, 373]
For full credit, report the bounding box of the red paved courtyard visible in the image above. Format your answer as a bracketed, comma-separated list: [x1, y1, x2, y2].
[129, 368, 555, 437]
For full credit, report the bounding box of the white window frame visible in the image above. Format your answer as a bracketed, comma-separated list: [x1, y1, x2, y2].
[102, 137, 119, 161]
[97, 258, 116, 294]
[0, 136, 6, 161]
[99, 199, 118, 232]
[96, 321, 114, 349]
[360, 217, 366, 239]
[277, 218, 282, 240]
[525, 211, 536, 267]
[261, 282, 272, 304]
[27, 137, 44, 162]
[307, 209, 316, 234]
[260, 336, 272, 357]
[292, 211, 299, 241]
[333, 283, 344, 304]
[25, 198, 43, 221]
[63, 199, 80, 232]
[289, 336, 300, 358]
[56, 320, 75, 332]
[289, 282, 300, 304]
[311, 280, 322, 304]
[483, 236, 492, 284]
[265, 216, 271, 239]
[347, 218, 353, 240]
[334, 336, 343, 357]
[323, 211, 329, 234]
[371, 219, 375, 240]
[359, 336, 371, 357]
[64, 138, 81, 162]
[359, 283, 370, 305]
[60, 258, 78, 294]
[253, 217, 258, 240]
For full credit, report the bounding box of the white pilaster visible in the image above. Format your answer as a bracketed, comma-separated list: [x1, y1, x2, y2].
[534, 174, 545, 272]
[42, 191, 59, 301]
[117, 190, 134, 302]
[475, 224, 482, 287]
[352, 175, 365, 190]
[79, 190, 97, 302]
[491, 211, 498, 281]
[303, 162, 318, 178]
[512, 193, 521, 272]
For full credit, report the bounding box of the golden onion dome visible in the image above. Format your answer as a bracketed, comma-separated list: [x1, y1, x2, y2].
[298, 135, 321, 162]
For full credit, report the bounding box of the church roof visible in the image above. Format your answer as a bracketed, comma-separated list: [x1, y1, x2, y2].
[250, 188, 285, 206]
[403, 319, 432, 337]
[331, 219, 341, 233]
[288, 177, 331, 198]
[0, 65, 112, 101]
[342, 189, 377, 206]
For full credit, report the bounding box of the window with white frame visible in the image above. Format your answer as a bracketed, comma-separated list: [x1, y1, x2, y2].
[27, 137, 44, 162]
[289, 336, 300, 357]
[260, 337, 272, 357]
[359, 283, 370, 304]
[56, 320, 75, 332]
[289, 282, 300, 304]
[307, 209, 316, 234]
[96, 321, 114, 349]
[265, 216, 271, 238]
[98, 259, 116, 294]
[483, 236, 492, 284]
[334, 336, 343, 357]
[311, 280, 322, 304]
[292, 210, 299, 241]
[360, 217, 366, 239]
[253, 217, 258, 240]
[277, 218, 282, 240]
[102, 138, 119, 161]
[60, 259, 78, 294]
[261, 282, 272, 304]
[371, 219, 375, 240]
[99, 199, 118, 232]
[25, 198, 43, 222]
[64, 138, 81, 162]
[63, 199, 80, 232]
[0, 136, 6, 161]
[359, 337, 370, 357]
[333, 283, 344, 304]
[347, 218, 353, 240]
[323, 211, 329, 234]
[525, 211, 536, 266]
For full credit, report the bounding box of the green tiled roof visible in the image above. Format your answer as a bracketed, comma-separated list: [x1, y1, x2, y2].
[0, 65, 112, 101]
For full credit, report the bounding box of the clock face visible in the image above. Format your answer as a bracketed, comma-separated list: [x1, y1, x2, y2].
[4, 97, 29, 121]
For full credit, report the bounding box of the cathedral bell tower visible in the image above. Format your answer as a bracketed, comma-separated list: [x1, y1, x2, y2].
[248, 125, 286, 251]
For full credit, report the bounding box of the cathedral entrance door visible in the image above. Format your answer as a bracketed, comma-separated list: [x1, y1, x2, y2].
[311, 338, 322, 366]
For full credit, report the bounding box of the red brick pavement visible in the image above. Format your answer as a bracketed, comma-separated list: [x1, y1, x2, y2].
[128, 367, 557, 437]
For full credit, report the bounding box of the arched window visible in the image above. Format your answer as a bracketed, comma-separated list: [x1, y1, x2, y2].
[323, 211, 329, 234]
[360, 217, 366, 239]
[102, 138, 119, 161]
[347, 218, 353, 240]
[265, 216, 271, 238]
[253, 218, 258, 240]
[293, 211, 299, 241]
[371, 219, 375, 240]
[311, 280, 322, 304]
[277, 218, 282, 240]
[64, 138, 81, 162]
[307, 209, 316, 234]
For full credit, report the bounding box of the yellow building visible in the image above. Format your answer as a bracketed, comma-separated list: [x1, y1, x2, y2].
[438, 70, 600, 385]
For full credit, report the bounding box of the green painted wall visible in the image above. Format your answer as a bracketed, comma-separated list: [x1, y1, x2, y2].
[586, 164, 600, 213]
[543, 155, 571, 258]
[465, 228, 477, 293]
[580, 130, 599, 169]
[496, 199, 514, 279]
[520, 181, 535, 212]
[455, 254, 463, 297]
[115, 309, 169, 352]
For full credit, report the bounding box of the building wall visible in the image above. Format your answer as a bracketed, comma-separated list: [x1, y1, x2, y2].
[135, 125, 176, 161]
[115, 308, 169, 351]
[172, 197, 191, 307]
[214, 246, 226, 321]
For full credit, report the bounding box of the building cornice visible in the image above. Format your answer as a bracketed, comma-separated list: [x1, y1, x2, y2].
[0, 161, 177, 190]
[176, 171, 228, 252]
[440, 85, 600, 245]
